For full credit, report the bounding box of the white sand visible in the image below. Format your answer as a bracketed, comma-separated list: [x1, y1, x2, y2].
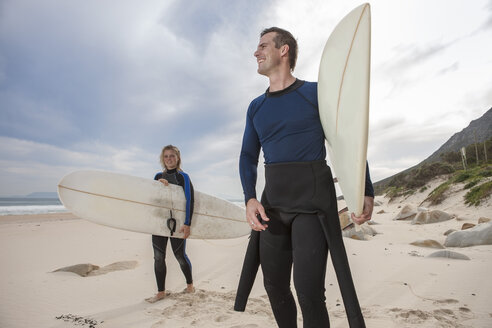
[1, 180, 491, 327]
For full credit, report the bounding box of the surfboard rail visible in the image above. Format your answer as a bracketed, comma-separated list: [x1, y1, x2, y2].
[318, 3, 371, 216]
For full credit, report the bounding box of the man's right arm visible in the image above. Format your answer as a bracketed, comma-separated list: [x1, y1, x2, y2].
[239, 108, 261, 204]
[239, 106, 269, 230]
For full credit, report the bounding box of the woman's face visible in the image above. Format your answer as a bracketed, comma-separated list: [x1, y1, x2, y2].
[163, 149, 178, 170]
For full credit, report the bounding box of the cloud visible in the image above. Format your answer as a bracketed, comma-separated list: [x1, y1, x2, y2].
[0, 136, 158, 194]
[160, 1, 269, 50]
[436, 62, 459, 76]
[0, 0, 490, 199]
[478, 0, 492, 31]
[369, 117, 406, 136]
[0, 0, 267, 152]
[0, 91, 78, 145]
[375, 41, 454, 93]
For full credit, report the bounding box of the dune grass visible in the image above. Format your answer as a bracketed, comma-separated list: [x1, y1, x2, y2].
[386, 164, 492, 206]
[464, 181, 492, 206]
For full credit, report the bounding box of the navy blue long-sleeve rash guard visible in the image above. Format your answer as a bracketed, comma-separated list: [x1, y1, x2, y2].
[239, 79, 374, 203]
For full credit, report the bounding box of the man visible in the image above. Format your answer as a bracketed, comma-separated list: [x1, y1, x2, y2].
[235, 27, 373, 328]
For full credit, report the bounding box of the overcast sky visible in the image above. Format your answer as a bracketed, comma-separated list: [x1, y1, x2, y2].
[0, 0, 491, 199]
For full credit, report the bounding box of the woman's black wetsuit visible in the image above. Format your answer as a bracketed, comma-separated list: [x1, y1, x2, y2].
[152, 168, 194, 291]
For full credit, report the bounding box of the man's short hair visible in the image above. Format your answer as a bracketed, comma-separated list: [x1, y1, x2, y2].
[261, 27, 298, 71]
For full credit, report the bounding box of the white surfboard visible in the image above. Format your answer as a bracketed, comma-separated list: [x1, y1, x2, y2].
[57, 170, 250, 239]
[318, 3, 371, 216]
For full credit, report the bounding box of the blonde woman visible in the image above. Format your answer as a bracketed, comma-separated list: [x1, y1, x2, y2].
[145, 145, 194, 303]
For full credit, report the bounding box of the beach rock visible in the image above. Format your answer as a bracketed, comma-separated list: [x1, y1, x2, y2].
[52, 261, 138, 277]
[444, 222, 492, 247]
[342, 224, 377, 241]
[443, 229, 456, 236]
[427, 250, 470, 260]
[377, 209, 385, 214]
[52, 263, 100, 277]
[411, 210, 453, 225]
[394, 204, 417, 221]
[89, 261, 138, 276]
[410, 239, 445, 249]
[478, 217, 491, 224]
[461, 223, 476, 230]
[339, 212, 351, 230]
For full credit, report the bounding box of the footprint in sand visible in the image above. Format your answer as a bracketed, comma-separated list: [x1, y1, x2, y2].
[214, 314, 231, 322]
[150, 289, 275, 326]
[389, 306, 474, 326]
[433, 298, 459, 305]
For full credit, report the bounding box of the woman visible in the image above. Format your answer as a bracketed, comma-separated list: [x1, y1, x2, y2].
[145, 145, 195, 303]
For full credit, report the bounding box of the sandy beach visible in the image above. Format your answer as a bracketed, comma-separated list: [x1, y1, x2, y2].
[1, 180, 491, 327]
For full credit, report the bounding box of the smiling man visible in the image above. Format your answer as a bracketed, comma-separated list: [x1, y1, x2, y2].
[236, 27, 374, 328]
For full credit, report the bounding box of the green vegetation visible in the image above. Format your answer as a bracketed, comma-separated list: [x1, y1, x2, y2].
[382, 164, 492, 206]
[379, 162, 455, 198]
[375, 137, 492, 206]
[463, 178, 481, 189]
[425, 181, 451, 205]
[453, 171, 472, 183]
[464, 181, 492, 206]
[439, 137, 492, 168]
[385, 186, 414, 201]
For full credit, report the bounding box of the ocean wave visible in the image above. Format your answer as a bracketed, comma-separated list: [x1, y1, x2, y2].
[0, 205, 68, 216]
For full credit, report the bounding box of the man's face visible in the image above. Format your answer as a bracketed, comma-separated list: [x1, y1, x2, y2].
[254, 32, 282, 76]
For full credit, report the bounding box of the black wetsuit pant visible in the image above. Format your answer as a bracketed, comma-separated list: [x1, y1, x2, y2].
[152, 235, 193, 291]
[261, 211, 329, 328]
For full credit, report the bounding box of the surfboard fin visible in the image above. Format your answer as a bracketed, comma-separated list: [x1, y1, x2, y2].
[167, 210, 177, 236]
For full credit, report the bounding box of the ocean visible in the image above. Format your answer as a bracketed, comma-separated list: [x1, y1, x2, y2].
[0, 197, 243, 216]
[0, 197, 67, 216]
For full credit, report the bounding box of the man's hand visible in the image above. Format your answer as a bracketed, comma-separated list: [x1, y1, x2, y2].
[180, 225, 191, 239]
[351, 196, 374, 225]
[246, 198, 269, 231]
[158, 179, 169, 186]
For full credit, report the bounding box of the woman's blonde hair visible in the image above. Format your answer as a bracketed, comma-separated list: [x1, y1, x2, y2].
[159, 145, 182, 171]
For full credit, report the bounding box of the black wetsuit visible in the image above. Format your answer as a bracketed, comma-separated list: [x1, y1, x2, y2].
[152, 169, 194, 291]
[236, 80, 373, 328]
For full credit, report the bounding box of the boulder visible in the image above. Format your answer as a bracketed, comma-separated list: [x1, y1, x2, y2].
[412, 210, 453, 225]
[444, 222, 492, 247]
[394, 204, 417, 221]
[342, 224, 377, 241]
[427, 250, 470, 260]
[410, 239, 445, 249]
[339, 211, 352, 230]
[52, 261, 138, 277]
[461, 223, 476, 230]
[89, 261, 138, 276]
[443, 229, 456, 236]
[52, 263, 100, 277]
[478, 217, 491, 224]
